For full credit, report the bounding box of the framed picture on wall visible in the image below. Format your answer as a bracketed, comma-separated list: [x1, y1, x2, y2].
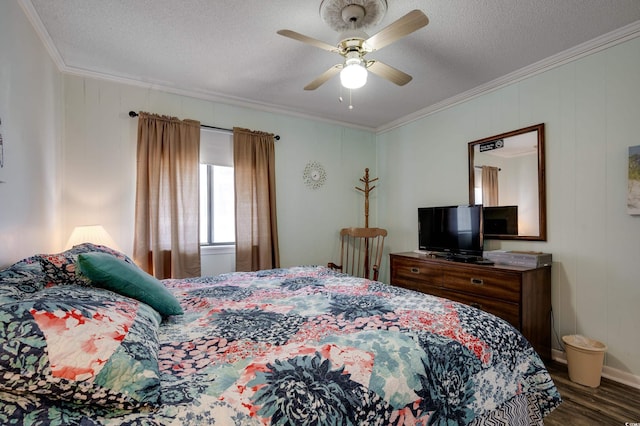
[628, 145, 640, 215]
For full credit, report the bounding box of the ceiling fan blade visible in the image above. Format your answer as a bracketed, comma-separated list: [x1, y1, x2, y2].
[365, 10, 429, 51]
[367, 61, 412, 86]
[304, 65, 342, 90]
[277, 29, 338, 52]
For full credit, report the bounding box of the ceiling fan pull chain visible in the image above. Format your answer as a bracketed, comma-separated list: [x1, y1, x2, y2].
[349, 89, 354, 110]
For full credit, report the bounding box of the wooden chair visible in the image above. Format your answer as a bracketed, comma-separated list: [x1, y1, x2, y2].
[328, 227, 387, 281]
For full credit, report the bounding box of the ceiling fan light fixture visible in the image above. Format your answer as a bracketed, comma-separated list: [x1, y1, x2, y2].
[340, 58, 367, 89]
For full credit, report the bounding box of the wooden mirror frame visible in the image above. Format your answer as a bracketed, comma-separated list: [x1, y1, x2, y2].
[468, 123, 546, 241]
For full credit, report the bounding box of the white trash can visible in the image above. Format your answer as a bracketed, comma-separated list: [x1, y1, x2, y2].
[562, 335, 607, 388]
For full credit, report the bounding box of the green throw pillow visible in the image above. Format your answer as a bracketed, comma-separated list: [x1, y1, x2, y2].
[77, 252, 183, 316]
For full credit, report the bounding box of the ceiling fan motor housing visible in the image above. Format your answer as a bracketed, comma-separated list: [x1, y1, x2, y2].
[339, 33, 369, 56]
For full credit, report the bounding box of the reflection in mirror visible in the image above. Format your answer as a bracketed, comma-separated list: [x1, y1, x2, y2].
[468, 123, 546, 241]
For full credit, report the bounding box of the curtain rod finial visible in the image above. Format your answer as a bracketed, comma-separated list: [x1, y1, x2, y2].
[129, 111, 138, 118]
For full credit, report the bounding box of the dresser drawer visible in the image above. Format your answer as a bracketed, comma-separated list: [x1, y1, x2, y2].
[442, 268, 521, 303]
[431, 288, 520, 329]
[391, 256, 442, 286]
[393, 278, 440, 295]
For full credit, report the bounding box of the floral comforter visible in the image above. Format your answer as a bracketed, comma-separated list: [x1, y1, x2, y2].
[0, 246, 561, 425]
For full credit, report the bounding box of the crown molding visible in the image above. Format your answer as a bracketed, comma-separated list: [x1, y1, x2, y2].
[18, 0, 374, 132]
[61, 64, 377, 132]
[18, 0, 65, 70]
[19, 0, 640, 135]
[61, 65, 376, 132]
[376, 19, 640, 134]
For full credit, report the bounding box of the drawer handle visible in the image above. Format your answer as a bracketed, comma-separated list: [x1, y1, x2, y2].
[470, 302, 482, 309]
[410, 267, 420, 274]
[470, 278, 484, 285]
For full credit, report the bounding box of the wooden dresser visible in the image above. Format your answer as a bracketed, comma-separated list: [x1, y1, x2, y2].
[389, 252, 551, 359]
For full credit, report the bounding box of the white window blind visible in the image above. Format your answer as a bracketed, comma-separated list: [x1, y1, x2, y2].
[200, 128, 233, 166]
[200, 129, 235, 245]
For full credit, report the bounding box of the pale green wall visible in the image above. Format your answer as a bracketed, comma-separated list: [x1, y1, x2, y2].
[61, 75, 376, 269]
[377, 36, 640, 378]
[0, 1, 63, 265]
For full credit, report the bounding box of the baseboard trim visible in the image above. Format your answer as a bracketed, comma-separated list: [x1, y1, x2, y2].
[552, 349, 640, 390]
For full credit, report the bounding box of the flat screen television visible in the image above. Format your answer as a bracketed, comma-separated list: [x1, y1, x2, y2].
[418, 205, 484, 259]
[483, 205, 518, 235]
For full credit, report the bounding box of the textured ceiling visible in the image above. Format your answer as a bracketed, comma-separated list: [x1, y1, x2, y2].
[22, 0, 640, 130]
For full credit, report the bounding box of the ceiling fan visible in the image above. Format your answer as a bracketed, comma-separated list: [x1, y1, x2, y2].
[277, 0, 429, 91]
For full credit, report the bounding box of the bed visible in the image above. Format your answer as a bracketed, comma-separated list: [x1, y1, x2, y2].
[0, 243, 561, 425]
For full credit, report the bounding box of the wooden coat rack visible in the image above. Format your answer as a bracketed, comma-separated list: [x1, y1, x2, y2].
[355, 168, 378, 228]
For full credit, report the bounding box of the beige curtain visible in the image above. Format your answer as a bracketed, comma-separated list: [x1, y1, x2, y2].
[481, 166, 500, 207]
[133, 112, 201, 279]
[233, 127, 280, 271]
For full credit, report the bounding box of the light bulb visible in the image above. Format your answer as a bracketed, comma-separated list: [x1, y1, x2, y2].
[340, 58, 367, 89]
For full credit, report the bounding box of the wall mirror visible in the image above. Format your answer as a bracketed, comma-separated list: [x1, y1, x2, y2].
[468, 123, 546, 241]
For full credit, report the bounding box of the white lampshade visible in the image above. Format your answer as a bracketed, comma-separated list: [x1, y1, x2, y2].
[65, 225, 120, 250]
[340, 58, 368, 89]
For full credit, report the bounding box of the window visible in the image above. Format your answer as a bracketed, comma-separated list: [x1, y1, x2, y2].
[199, 129, 234, 245]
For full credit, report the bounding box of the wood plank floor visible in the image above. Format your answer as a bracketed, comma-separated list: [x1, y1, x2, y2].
[544, 361, 640, 425]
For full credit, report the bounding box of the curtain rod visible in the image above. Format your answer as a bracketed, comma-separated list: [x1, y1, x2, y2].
[128, 111, 280, 140]
[474, 165, 501, 171]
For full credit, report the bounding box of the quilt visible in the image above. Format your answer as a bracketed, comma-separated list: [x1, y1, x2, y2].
[0, 246, 561, 425]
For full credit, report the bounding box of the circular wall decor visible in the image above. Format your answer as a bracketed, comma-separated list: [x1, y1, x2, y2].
[303, 161, 327, 189]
